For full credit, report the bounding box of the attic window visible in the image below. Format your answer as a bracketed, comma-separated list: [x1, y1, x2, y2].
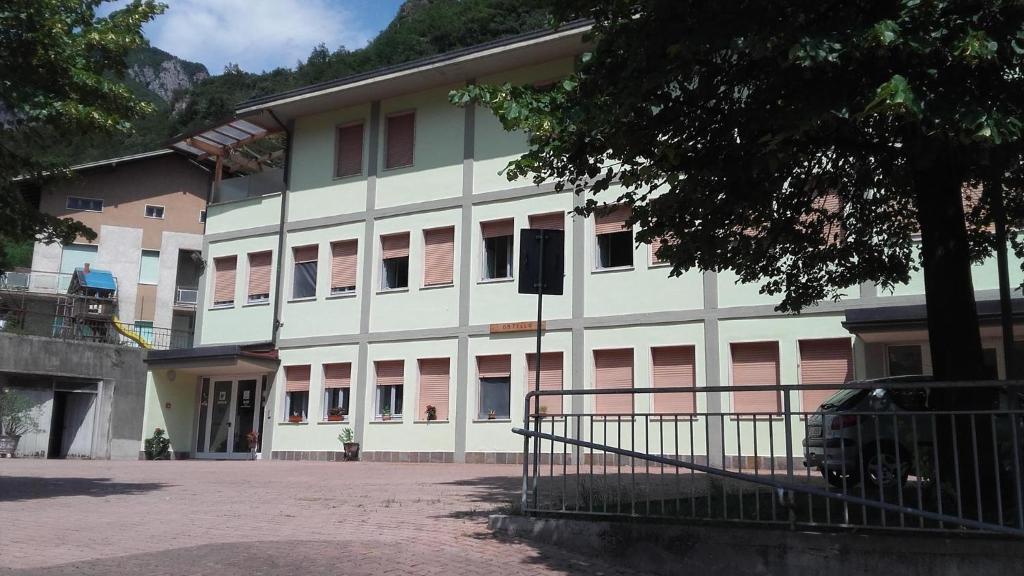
[145, 205, 165, 219]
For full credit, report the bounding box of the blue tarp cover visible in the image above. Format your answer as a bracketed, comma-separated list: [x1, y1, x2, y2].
[75, 268, 117, 291]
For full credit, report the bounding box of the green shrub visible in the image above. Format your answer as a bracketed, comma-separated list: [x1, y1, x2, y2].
[144, 427, 171, 460]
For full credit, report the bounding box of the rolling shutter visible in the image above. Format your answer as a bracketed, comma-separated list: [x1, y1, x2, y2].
[594, 205, 630, 235]
[418, 358, 450, 420]
[652, 345, 696, 414]
[293, 245, 318, 263]
[375, 360, 404, 386]
[477, 354, 511, 378]
[529, 212, 565, 231]
[594, 348, 634, 414]
[423, 227, 455, 286]
[285, 365, 310, 392]
[481, 219, 514, 239]
[213, 256, 237, 304]
[526, 352, 564, 415]
[385, 112, 415, 169]
[731, 342, 781, 414]
[323, 363, 351, 389]
[330, 240, 358, 290]
[335, 122, 363, 177]
[247, 252, 272, 297]
[381, 233, 409, 259]
[799, 338, 852, 412]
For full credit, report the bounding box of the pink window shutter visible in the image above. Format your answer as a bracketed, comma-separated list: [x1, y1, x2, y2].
[423, 227, 455, 285]
[285, 365, 310, 392]
[335, 123, 363, 177]
[481, 219, 514, 239]
[323, 363, 351, 389]
[247, 252, 272, 297]
[477, 355, 511, 378]
[380, 233, 410, 259]
[529, 212, 565, 231]
[385, 112, 415, 169]
[330, 240, 358, 290]
[526, 352, 563, 415]
[650, 236, 673, 265]
[293, 245, 318, 263]
[652, 346, 696, 414]
[799, 338, 852, 412]
[375, 360, 404, 386]
[594, 349, 634, 414]
[594, 205, 631, 235]
[731, 342, 781, 414]
[418, 358, 450, 420]
[213, 256, 237, 303]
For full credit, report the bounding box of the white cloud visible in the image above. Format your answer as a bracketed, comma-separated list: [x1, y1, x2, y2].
[103, 0, 371, 73]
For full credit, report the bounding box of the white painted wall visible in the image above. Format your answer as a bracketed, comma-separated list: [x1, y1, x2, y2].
[96, 225, 143, 324]
[200, 235, 277, 345]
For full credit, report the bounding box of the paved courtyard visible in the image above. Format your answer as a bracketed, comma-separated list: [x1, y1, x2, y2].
[0, 459, 647, 575]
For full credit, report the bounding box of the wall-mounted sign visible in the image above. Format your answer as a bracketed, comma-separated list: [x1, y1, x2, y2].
[489, 321, 545, 334]
[217, 391, 228, 404]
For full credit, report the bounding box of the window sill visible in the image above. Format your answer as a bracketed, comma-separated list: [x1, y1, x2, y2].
[648, 262, 670, 269]
[209, 304, 235, 310]
[332, 173, 364, 182]
[280, 421, 308, 425]
[376, 288, 409, 295]
[421, 282, 454, 291]
[473, 418, 512, 423]
[382, 163, 414, 172]
[477, 277, 514, 285]
[316, 420, 350, 425]
[138, 282, 158, 286]
[288, 297, 318, 303]
[414, 419, 450, 424]
[369, 418, 404, 424]
[143, 216, 165, 220]
[592, 266, 634, 274]
[244, 300, 271, 307]
[326, 291, 357, 300]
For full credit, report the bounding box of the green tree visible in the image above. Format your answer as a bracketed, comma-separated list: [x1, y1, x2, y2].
[0, 0, 166, 273]
[455, 0, 1024, 389]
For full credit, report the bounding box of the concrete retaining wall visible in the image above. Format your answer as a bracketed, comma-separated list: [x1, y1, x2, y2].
[489, 514, 1024, 576]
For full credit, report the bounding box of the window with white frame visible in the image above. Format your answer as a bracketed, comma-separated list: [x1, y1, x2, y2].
[144, 204, 165, 219]
[594, 205, 633, 269]
[285, 391, 309, 421]
[292, 245, 318, 299]
[138, 250, 160, 284]
[66, 196, 103, 212]
[477, 355, 511, 419]
[380, 233, 409, 290]
[375, 360, 404, 419]
[324, 388, 349, 420]
[886, 345, 923, 376]
[481, 219, 513, 280]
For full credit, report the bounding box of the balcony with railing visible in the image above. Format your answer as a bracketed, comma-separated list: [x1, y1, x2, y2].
[0, 270, 76, 295]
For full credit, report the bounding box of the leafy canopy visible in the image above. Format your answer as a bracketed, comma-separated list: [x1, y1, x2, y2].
[453, 0, 1024, 312]
[0, 0, 166, 272]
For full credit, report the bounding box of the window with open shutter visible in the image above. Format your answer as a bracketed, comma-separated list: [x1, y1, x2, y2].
[526, 352, 563, 415]
[652, 345, 696, 414]
[322, 362, 351, 421]
[418, 358, 450, 421]
[481, 219, 514, 280]
[594, 348, 634, 414]
[292, 245, 318, 299]
[594, 205, 633, 269]
[330, 240, 357, 294]
[731, 342, 781, 414]
[375, 360, 404, 418]
[529, 212, 565, 231]
[477, 355, 511, 419]
[335, 122, 364, 177]
[381, 233, 410, 290]
[247, 251, 272, 303]
[423, 227, 454, 286]
[385, 112, 415, 169]
[799, 339, 852, 412]
[284, 365, 311, 422]
[213, 256, 237, 306]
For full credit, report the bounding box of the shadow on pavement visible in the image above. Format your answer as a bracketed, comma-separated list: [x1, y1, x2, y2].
[0, 476, 167, 502]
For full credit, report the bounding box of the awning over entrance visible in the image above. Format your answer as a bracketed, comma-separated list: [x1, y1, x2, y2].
[843, 298, 1024, 341]
[145, 344, 279, 377]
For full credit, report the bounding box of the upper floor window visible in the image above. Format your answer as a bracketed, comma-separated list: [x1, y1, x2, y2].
[138, 250, 160, 285]
[385, 111, 415, 169]
[481, 219, 513, 280]
[375, 360, 405, 419]
[67, 196, 103, 212]
[594, 205, 633, 269]
[330, 240, 358, 295]
[380, 233, 410, 290]
[212, 255, 237, 307]
[477, 354, 511, 420]
[200, 210, 207, 223]
[335, 122, 364, 178]
[247, 251, 272, 304]
[292, 245, 318, 299]
[423, 226, 455, 286]
[144, 204, 165, 219]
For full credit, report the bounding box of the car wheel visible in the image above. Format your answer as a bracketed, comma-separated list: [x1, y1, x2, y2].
[821, 467, 860, 490]
[861, 442, 910, 490]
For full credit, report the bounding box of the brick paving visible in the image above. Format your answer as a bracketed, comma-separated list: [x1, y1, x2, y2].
[0, 460, 648, 575]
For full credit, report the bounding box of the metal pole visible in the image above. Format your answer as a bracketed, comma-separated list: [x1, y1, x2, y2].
[531, 231, 545, 507]
[991, 163, 1015, 381]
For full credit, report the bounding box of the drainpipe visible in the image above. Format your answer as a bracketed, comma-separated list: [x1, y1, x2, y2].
[267, 109, 291, 349]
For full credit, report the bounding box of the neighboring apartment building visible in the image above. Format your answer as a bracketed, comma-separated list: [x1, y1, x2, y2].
[142, 24, 1024, 462]
[30, 150, 209, 343]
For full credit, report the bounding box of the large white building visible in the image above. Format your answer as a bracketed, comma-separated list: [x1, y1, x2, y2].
[141, 24, 1024, 462]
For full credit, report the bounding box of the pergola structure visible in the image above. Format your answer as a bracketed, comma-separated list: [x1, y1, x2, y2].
[170, 117, 283, 183]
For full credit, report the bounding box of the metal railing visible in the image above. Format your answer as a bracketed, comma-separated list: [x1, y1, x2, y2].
[0, 270, 75, 294]
[515, 381, 1024, 537]
[0, 308, 192, 350]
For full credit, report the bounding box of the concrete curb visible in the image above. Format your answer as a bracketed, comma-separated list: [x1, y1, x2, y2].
[488, 514, 1024, 576]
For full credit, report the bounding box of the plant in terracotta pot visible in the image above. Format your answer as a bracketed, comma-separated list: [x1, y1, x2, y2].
[338, 427, 359, 461]
[487, 409, 497, 420]
[425, 404, 437, 421]
[381, 408, 392, 422]
[0, 389, 39, 458]
[144, 428, 171, 460]
[288, 411, 304, 423]
[327, 407, 345, 422]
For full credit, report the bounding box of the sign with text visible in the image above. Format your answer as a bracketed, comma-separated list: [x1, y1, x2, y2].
[490, 321, 546, 334]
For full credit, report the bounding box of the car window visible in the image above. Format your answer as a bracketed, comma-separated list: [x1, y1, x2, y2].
[820, 388, 863, 409]
[888, 388, 929, 410]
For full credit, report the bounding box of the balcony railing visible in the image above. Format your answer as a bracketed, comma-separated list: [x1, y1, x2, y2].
[0, 308, 192, 351]
[0, 270, 76, 294]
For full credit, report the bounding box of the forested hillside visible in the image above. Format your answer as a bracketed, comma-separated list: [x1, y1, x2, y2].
[69, 0, 549, 164]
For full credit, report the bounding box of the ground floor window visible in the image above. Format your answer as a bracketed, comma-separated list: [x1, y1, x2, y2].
[324, 388, 349, 420]
[285, 390, 308, 421]
[376, 384, 403, 418]
[479, 377, 511, 419]
[886, 344, 923, 376]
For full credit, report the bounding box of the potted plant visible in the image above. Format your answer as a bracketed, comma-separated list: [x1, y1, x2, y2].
[0, 389, 38, 458]
[487, 409, 497, 420]
[144, 428, 171, 460]
[288, 412, 304, 423]
[338, 427, 359, 461]
[381, 408, 392, 421]
[425, 404, 437, 421]
[246, 431, 259, 459]
[327, 407, 345, 422]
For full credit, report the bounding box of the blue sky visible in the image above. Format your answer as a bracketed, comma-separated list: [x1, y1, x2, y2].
[100, 0, 405, 74]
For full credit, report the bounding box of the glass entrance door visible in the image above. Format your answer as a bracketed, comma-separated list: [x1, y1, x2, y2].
[195, 376, 264, 458]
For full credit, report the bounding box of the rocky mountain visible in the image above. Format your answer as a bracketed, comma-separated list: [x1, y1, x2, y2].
[124, 46, 209, 110]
